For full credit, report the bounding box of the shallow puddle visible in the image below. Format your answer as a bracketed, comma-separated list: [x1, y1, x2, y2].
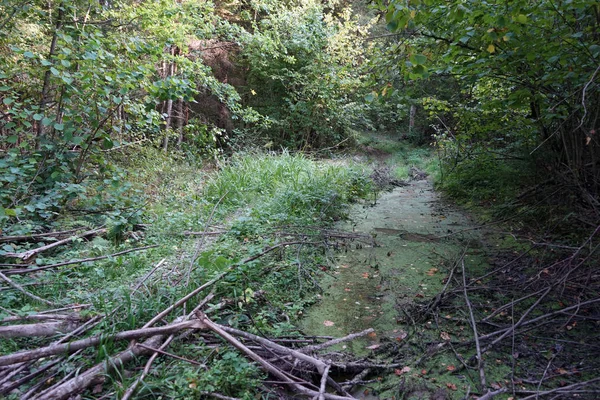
[301, 179, 482, 358]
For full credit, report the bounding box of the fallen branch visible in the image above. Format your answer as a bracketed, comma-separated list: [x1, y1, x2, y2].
[39, 333, 166, 400]
[196, 313, 355, 400]
[462, 259, 485, 390]
[0, 229, 80, 244]
[183, 230, 228, 236]
[0, 270, 55, 305]
[3, 228, 106, 261]
[0, 319, 201, 367]
[0, 320, 80, 338]
[4, 245, 158, 275]
[300, 328, 375, 353]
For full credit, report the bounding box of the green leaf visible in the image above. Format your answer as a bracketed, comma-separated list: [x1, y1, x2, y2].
[33, 113, 43, 121]
[42, 117, 53, 126]
[410, 54, 427, 65]
[23, 51, 35, 58]
[516, 14, 527, 24]
[3, 97, 14, 105]
[61, 59, 71, 67]
[50, 67, 59, 76]
[54, 123, 64, 131]
[7, 135, 18, 144]
[41, 59, 52, 66]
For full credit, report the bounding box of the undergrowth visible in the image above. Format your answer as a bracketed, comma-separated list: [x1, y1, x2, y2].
[0, 148, 373, 399]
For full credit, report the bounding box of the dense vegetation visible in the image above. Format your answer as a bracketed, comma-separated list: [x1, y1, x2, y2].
[1, 0, 599, 399]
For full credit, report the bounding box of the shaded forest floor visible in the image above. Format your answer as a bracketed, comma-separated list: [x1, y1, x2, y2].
[1, 134, 599, 399]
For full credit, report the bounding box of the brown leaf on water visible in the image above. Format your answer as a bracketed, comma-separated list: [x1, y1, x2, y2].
[323, 320, 335, 327]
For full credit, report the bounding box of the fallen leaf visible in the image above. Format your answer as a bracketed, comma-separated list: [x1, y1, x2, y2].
[323, 320, 335, 327]
[415, 293, 424, 298]
[395, 331, 408, 341]
[421, 369, 427, 375]
[426, 268, 439, 276]
[446, 383, 457, 391]
[361, 272, 370, 279]
[394, 366, 411, 376]
[344, 288, 352, 292]
[92, 384, 103, 394]
[556, 368, 568, 375]
[440, 332, 451, 341]
[446, 365, 456, 372]
[368, 331, 378, 338]
[366, 344, 381, 350]
[490, 382, 502, 390]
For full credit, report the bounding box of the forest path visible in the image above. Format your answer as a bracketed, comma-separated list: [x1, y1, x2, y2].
[301, 178, 486, 398]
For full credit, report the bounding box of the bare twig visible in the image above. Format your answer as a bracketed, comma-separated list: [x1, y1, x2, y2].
[462, 259, 486, 390]
[0, 228, 79, 243]
[300, 328, 375, 353]
[132, 258, 166, 294]
[2, 228, 106, 261]
[0, 270, 55, 305]
[4, 245, 158, 275]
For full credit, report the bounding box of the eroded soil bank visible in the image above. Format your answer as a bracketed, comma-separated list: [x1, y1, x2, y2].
[301, 178, 487, 398]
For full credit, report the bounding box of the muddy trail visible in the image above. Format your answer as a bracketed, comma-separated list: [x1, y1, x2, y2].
[300, 178, 495, 399]
[300, 171, 600, 400]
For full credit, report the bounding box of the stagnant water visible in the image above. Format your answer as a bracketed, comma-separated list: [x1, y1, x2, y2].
[301, 179, 484, 397]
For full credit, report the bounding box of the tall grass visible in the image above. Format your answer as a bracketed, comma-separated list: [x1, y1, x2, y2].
[204, 151, 371, 224]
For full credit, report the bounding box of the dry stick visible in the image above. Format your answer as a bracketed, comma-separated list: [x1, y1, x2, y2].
[0, 320, 80, 338]
[462, 259, 486, 391]
[0, 320, 201, 367]
[300, 328, 375, 354]
[137, 343, 205, 366]
[518, 376, 600, 400]
[318, 364, 331, 400]
[482, 287, 549, 322]
[197, 314, 355, 400]
[1, 313, 79, 323]
[216, 324, 328, 374]
[38, 334, 166, 400]
[144, 240, 317, 329]
[0, 270, 55, 305]
[479, 286, 552, 354]
[2, 228, 106, 261]
[38, 304, 91, 315]
[4, 245, 158, 275]
[183, 230, 228, 236]
[475, 387, 507, 400]
[121, 334, 175, 400]
[0, 228, 80, 243]
[184, 191, 229, 290]
[132, 257, 166, 294]
[1, 316, 106, 394]
[0, 358, 62, 396]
